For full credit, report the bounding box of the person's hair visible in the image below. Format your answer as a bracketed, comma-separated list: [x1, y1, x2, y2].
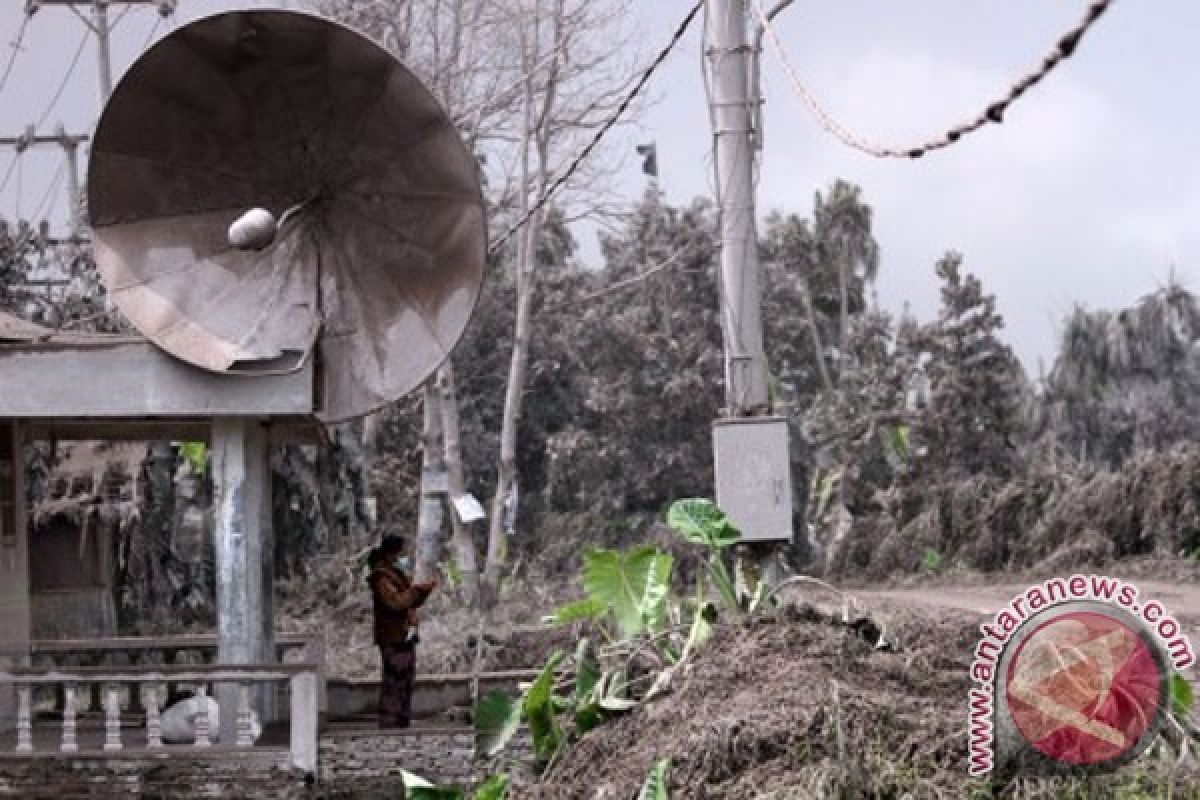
[368, 534, 407, 569]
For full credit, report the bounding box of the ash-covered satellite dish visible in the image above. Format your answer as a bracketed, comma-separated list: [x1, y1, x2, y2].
[87, 10, 486, 422]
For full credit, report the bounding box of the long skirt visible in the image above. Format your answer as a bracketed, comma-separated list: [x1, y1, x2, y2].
[378, 641, 417, 728]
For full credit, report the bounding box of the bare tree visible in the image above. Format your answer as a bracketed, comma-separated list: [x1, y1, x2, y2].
[479, 0, 638, 602]
[319, 0, 640, 605]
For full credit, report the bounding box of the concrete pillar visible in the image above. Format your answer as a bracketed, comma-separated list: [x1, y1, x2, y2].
[212, 418, 275, 743]
[0, 422, 30, 732]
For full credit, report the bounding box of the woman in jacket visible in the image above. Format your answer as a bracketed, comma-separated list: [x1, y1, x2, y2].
[367, 535, 436, 728]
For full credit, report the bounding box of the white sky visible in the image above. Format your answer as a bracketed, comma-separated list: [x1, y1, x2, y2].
[1, 1, 1197, 370]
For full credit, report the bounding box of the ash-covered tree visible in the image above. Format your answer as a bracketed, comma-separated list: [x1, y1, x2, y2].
[1040, 281, 1200, 467]
[532, 189, 723, 516]
[911, 252, 1026, 480]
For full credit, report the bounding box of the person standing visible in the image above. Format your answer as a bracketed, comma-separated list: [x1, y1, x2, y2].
[368, 534, 436, 728]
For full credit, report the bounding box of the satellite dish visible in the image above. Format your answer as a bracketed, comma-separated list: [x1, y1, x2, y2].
[87, 10, 487, 422]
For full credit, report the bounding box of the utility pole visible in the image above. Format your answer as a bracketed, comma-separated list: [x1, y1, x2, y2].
[0, 126, 89, 233]
[25, 1, 178, 103]
[705, 0, 794, 555]
[705, 0, 769, 415]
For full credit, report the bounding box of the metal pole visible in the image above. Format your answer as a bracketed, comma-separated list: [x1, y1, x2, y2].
[705, 0, 769, 415]
[94, 1, 114, 102]
[56, 126, 82, 234]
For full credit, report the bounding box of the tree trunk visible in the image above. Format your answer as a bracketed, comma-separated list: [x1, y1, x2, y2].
[797, 275, 834, 392]
[482, 3, 552, 602]
[438, 362, 480, 607]
[414, 382, 446, 585]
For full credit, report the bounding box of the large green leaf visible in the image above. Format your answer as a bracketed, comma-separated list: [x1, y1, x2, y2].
[666, 499, 740, 550]
[524, 651, 566, 762]
[595, 669, 638, 712]
[574, 638, 601, 703]
[475, 690, 522, 758]
[409, 789, 464, 800]
[472, 775, 510, 800]
[403, 771, 464, 800]
[707, 555, 739, 612]
[542, 597, 606, 627]
[814, 468, 841, 521]
[583, 546, 673, 638]
[637, 759, 671, 800]
[682, 601, 717, 661]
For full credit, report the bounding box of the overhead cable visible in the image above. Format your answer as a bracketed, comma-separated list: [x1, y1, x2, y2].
[753, 0, 1115, 159]
[36, 29, 90, 128]
[0, 12, 31, 98]
[487, 0, 704, 256]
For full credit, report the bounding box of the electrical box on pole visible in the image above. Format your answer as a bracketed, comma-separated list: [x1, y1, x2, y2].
[704, 0, 792, 543]
[713, 417, 793, 542]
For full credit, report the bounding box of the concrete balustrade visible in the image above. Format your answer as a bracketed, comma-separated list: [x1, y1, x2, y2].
[0, 662, 322, 773]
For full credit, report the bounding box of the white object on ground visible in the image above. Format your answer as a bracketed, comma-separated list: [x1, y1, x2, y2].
[160, 694, 262, 745]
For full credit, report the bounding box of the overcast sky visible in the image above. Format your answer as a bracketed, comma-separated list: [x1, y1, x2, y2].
[1, 1, 1196, 371]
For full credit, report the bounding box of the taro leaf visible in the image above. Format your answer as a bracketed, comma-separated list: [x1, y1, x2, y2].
[402, 770, 437, 788]
[475, 691, 522, 758]
[734, 556, 762, 610]
[666, 499, 740, 550]
[644, 666, 675, 702]
[748, 578, 770, 614]
[637, 759, 671, 800]
[409, 789, 465, 800]
[574, 638, 601, 703]
[472, 774, 510, 800]
[583, 546, 673, 639]
[596, 669, 638, 712]
[707, 554, 740, 612]
[682, 601, 717, 661]
[524, 650, 566, 762]
[575, 700, 601, 735]
[403, 771, 464, 800]
[573, 639, 603, 733]
[1171, 671, 1194, 718]
[542, 596, 606, 627]
[814, 469, 841, 521]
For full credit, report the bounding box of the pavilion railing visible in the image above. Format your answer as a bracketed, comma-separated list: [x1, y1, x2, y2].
[1, 663, 321, 772]
[18, 633, 325, 714]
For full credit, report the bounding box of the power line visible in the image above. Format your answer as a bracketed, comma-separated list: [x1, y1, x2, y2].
[0, 12, 32, 98]
[754, 0, 1115, 159]
[36, 29, 90, 128]
[142, 12, 164, 50]
[0, 153, 18, 196]
[543, 244, 694, 312]
[486, 0, 704, 257]
[30, 159, 66, 223]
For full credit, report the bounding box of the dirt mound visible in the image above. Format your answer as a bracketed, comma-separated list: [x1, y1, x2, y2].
[513, 605, 978, 799]
[511, 602, 1200, 799]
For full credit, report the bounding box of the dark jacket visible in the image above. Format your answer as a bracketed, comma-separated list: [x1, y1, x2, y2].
[369, 564, 434, 645]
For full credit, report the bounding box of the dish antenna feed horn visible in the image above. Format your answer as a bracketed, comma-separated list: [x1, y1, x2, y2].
[88, 10, 487, 422]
